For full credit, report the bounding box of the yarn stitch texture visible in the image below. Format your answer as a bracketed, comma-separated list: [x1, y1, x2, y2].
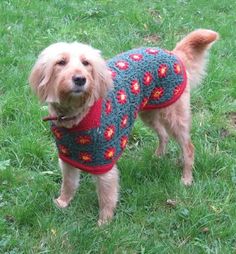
[51, 47, 187, 174]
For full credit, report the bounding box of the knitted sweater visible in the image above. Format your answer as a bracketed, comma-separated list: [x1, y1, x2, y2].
[51, 47, 187, 174]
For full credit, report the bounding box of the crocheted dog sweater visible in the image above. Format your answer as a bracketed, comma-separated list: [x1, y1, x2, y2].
[51, 47, 187, 174]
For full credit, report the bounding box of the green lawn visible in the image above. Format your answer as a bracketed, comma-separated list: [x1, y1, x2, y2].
[1, 0, 236, 253]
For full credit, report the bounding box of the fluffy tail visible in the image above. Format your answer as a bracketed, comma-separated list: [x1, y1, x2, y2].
[173, 29, 219, 88]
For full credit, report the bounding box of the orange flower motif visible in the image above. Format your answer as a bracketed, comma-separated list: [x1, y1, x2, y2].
[59, 145, 69, 156]
[104, 125, 115, 141]
[105, 100, 112, 115]
[116, 60, 129, 70]
[121, 115, 128, 128]
[140, 97, 148, 110]
[174, 63, 182, 74]
[158, 64, 168, 78]
[117, 90, 127, 104]
[129, 53, 143, 61]
[52, 127, 63, 139]
[151, 87, 164, 100]
[79, 152, 92, 162]
[143, 72, 153, 86]
[76, 135, 92, 145]
[120, 136, 128, 150]
[130, 80, 140, 95]
[174, 85, 181, 95]
[146, 48, 159, 55]
[104, 147, 116, 160]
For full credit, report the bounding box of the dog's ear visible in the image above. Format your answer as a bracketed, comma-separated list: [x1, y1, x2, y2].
[29, 55, 54, 102]
[90, 50, 113, 100]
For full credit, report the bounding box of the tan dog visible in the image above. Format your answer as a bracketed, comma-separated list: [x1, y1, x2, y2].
[29, 29, 218, 225]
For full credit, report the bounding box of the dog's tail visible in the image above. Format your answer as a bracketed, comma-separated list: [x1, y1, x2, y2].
[173, 29, 219, 88]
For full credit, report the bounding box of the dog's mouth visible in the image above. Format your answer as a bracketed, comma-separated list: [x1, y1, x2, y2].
[72, 88, 83, 94]
[70, 86, 86, 95]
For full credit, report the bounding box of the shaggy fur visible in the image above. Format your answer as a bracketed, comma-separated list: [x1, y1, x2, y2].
[29, 29, 218, 225]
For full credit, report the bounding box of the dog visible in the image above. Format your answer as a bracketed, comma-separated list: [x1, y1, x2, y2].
[29, 29, 218, 225]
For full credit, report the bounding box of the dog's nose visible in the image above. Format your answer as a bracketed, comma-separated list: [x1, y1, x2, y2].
[72, 76, 86, 87]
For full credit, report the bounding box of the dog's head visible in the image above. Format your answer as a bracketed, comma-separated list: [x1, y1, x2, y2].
[29, 42, 113, 107]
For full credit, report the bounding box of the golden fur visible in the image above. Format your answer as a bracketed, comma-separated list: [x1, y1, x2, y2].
[29, 29, 218, 225]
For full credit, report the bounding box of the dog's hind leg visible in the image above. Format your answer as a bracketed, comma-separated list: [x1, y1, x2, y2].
[139, 111, 169, 157]
[140, 85, 194, 185]
[96, 164, 119, 226]
[54, 159, 80, 208]
[159, 88, 194, 186]
[170, 122, 194, 186]
[153, 120, 169, 157]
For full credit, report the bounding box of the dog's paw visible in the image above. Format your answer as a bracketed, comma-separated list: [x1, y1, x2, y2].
[155, 145, 168, 158]
[54, 198, 69, 209]
[97, 218, 111, 227]
[181, 176, 193, 186]
[155, 148, 165, 157]
[97, 210, 114, 226]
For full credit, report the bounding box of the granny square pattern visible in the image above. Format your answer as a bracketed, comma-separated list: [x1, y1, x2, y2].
[51, 47, 187, 174]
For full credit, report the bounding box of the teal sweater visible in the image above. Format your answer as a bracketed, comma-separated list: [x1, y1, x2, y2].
[51, 47, 187, 174]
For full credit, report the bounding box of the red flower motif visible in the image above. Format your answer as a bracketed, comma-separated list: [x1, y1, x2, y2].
[130, 80, 140, 95]
[115, 60, 129, 70]
[76, 135, 92, 145]
[143, 72, 153, 86]
[146, 48, 159, 55]
[174, 63, 182, 74]
[140, 97, 149, 110]
[158, 64, 168, 78]
[104, 147, 116, 160]
[79, 152, 92, 162]
[117, 90, 127, 104]
[52, 127, 63, 139]
[129, 54, 143, 61]
[108, 69, 117, 79]
[104, 125, 115, 141]
[105, 100, 112, 115]
[59, 145, 69, 156]
[121, 115, 128, 128]
[151, 87, 164, 100]
[120, 136, 128, 150]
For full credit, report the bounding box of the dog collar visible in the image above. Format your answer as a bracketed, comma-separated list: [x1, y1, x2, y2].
[42, 115, 77, 122]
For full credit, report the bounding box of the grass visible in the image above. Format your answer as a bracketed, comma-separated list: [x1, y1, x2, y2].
[0, 0, 236, 253]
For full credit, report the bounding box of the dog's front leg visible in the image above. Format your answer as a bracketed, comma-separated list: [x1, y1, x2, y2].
[96, 165, 119, 226]
[54, 159, 80, 208]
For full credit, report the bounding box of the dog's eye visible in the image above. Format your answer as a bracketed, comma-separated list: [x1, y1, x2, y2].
[57, 59, 67, 66]
[82, 60, 90, 66]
